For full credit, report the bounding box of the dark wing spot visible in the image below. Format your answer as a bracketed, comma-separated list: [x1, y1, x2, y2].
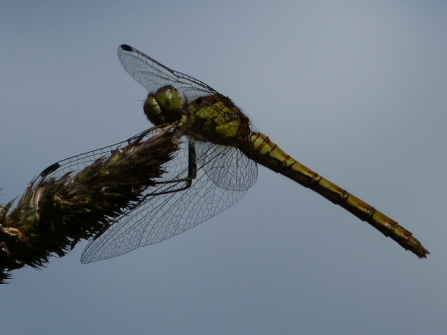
[120, 44, 133, 51]
[39, 162, 61, 177]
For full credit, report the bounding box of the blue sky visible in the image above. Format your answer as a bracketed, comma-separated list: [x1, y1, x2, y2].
[2, 1, 447, 334]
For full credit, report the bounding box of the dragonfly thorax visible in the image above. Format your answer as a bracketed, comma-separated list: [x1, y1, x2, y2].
[183, 95, 252, 147]
[143, 85, 182, 126]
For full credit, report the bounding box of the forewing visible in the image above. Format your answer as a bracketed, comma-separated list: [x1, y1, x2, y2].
[80, 142, 255, 263]
[38, 128, 159, 181]
[118, 44, 217, 101]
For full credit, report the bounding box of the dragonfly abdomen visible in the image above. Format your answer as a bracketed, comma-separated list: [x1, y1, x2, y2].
[247, 132, 429, 258]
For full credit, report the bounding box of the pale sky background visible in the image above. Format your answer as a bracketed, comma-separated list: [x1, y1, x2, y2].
[1, 1, 447, 334]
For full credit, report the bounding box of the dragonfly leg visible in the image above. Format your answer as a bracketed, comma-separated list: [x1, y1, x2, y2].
[91, 138, 199, 242]
[141, 137, 198, 196]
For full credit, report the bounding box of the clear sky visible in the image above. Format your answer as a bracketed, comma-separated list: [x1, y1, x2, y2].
[2, 1, 447, 334]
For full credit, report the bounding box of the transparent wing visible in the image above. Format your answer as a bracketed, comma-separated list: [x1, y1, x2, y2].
[198, 141, 257, 191]
[38, 128, 160, 181]
[118, 44, 218, 101]
[80, 140, 257, 263]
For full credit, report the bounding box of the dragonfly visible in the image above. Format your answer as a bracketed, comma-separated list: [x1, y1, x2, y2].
[40, 44, 428, 263]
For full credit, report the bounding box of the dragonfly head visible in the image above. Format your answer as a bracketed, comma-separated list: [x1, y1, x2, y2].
[143, 85, 182, 125]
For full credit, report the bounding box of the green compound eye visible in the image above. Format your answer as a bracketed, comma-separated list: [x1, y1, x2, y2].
[143, 85, 182, 125]
[154, 85, 182, 122]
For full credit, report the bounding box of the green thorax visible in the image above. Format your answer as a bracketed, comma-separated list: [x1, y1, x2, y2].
[144, 85, 251, 147]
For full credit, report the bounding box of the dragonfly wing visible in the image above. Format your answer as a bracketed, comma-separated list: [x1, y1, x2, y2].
[196, 141, 258, 191]
[38, 128, 159, 181]
[80, 141, 256, 263]
[118, 44, 217, 101]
